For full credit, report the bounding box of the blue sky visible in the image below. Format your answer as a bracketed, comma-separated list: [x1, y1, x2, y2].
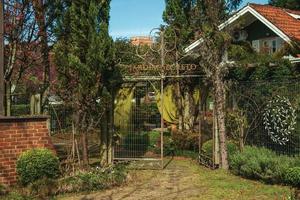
[109, 0, 268, 39]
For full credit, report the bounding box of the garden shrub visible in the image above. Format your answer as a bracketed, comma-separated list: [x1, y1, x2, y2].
[172, 131, 199, 151]
[0, 184, 7, 196]
[285, 167, 300, 187]
[148, 131, 161, 151]
[154, 135, 175, 155]
[57, 164, 127, 193]
[230, 146, 296, 184]
[16, 148, 60, 186]
[28, 178, 58, 199]
[202, 139, 238, 159]
[1, 191, 34, 200]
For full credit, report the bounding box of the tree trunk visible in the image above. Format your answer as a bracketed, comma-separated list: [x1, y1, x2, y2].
[214, 74, 229, 169]
[4, 40, 17, 117]
[100, 107, 109, 166]
[5, 82, 11, 116]
[198, 111, 203, 153]
[33, 0, 50, 113]
[82, 131, 89, 166]
[107, 94, 115, 165]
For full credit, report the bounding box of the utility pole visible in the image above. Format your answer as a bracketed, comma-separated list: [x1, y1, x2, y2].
[0, 0, 4, 116]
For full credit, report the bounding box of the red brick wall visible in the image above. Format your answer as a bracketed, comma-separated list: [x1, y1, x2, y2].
[0, 116, 55, 186]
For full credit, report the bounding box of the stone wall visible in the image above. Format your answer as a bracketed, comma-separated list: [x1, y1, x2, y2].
[0, 116, 54, 186]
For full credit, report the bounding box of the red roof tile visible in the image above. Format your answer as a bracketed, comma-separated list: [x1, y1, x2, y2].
[249, 4, 300, 42]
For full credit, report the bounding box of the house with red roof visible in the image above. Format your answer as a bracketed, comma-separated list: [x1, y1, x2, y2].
[185, 3, 300, 63]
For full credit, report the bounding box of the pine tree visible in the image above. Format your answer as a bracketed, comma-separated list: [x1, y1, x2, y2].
[163, 0, 195, 48]
[54, 0, 117, 166]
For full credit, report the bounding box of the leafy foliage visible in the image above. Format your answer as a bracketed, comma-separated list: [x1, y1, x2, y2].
[226, 109, 248, 142]
[172, 131, 199, 151]
[285, 167, 300, 187]
[16, 148, 60, 186]
[202, 139, 239, 159]
[27, 178, 58, 199]
[230, 146, 299, 184]
[269, 0, 300, 9]
[57, 164, 127, 193]
[3, 0, 65, 87]
[0, 184, 7, 195]
[228, 43, 299, 82]
[54, 0, 116, 108]
[163, 0, 243, 45]
[228, 44, 300, 155]
[0, 192, 34, 200]
[54, 0, 121, 165]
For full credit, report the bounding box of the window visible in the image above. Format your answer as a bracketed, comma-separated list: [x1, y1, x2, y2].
[252, 37, 281, 54]
[252, 40, 260, 52]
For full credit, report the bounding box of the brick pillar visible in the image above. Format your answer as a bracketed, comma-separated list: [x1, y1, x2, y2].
[0, 116, 55, 186]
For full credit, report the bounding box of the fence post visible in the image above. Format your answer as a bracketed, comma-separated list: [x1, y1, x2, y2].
[30, 94, 41, 115]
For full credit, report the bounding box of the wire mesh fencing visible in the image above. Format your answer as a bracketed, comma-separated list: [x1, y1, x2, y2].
[113, 80, 163, 162]
[4, 79, 299, 165]
[229, 80, 300, 156]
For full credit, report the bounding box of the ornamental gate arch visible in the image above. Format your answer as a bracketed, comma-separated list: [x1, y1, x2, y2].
[112, 75, 209, 169]
[112, 28, 215, 169]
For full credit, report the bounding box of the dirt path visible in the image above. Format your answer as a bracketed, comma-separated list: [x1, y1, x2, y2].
[60, 158, 291, 200]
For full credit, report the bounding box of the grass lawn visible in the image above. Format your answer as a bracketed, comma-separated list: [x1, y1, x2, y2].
[59, 157, 292, 200]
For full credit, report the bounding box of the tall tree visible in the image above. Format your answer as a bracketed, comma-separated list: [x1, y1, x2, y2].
[3, 0, 64, 116]
[163, 0, 242, 169]
[194, 0, 241, 169]
[54, 0, 117, 166]
[3, 0, 37, 116]
[163, 0, 200, 132]
[269, 0, 300, 10]
[163, 0, 195, 48]
[32, 0, 66, 113]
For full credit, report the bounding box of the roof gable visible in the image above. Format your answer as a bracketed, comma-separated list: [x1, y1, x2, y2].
[185, 4, 300, 53]
[249, 4, 300, 42]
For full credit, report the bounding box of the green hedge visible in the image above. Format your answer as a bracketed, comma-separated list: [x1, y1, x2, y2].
[284, 167, 300, 187]
[202, 139, 239, 160]
[230, 146, 299, 185]
[16, 148, 60, 186]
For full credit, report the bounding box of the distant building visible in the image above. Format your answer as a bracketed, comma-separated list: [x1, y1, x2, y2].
[130, 36, 153, 46]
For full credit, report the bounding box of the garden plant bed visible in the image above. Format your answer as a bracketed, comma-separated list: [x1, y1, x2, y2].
[59, 157, 292, 200]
